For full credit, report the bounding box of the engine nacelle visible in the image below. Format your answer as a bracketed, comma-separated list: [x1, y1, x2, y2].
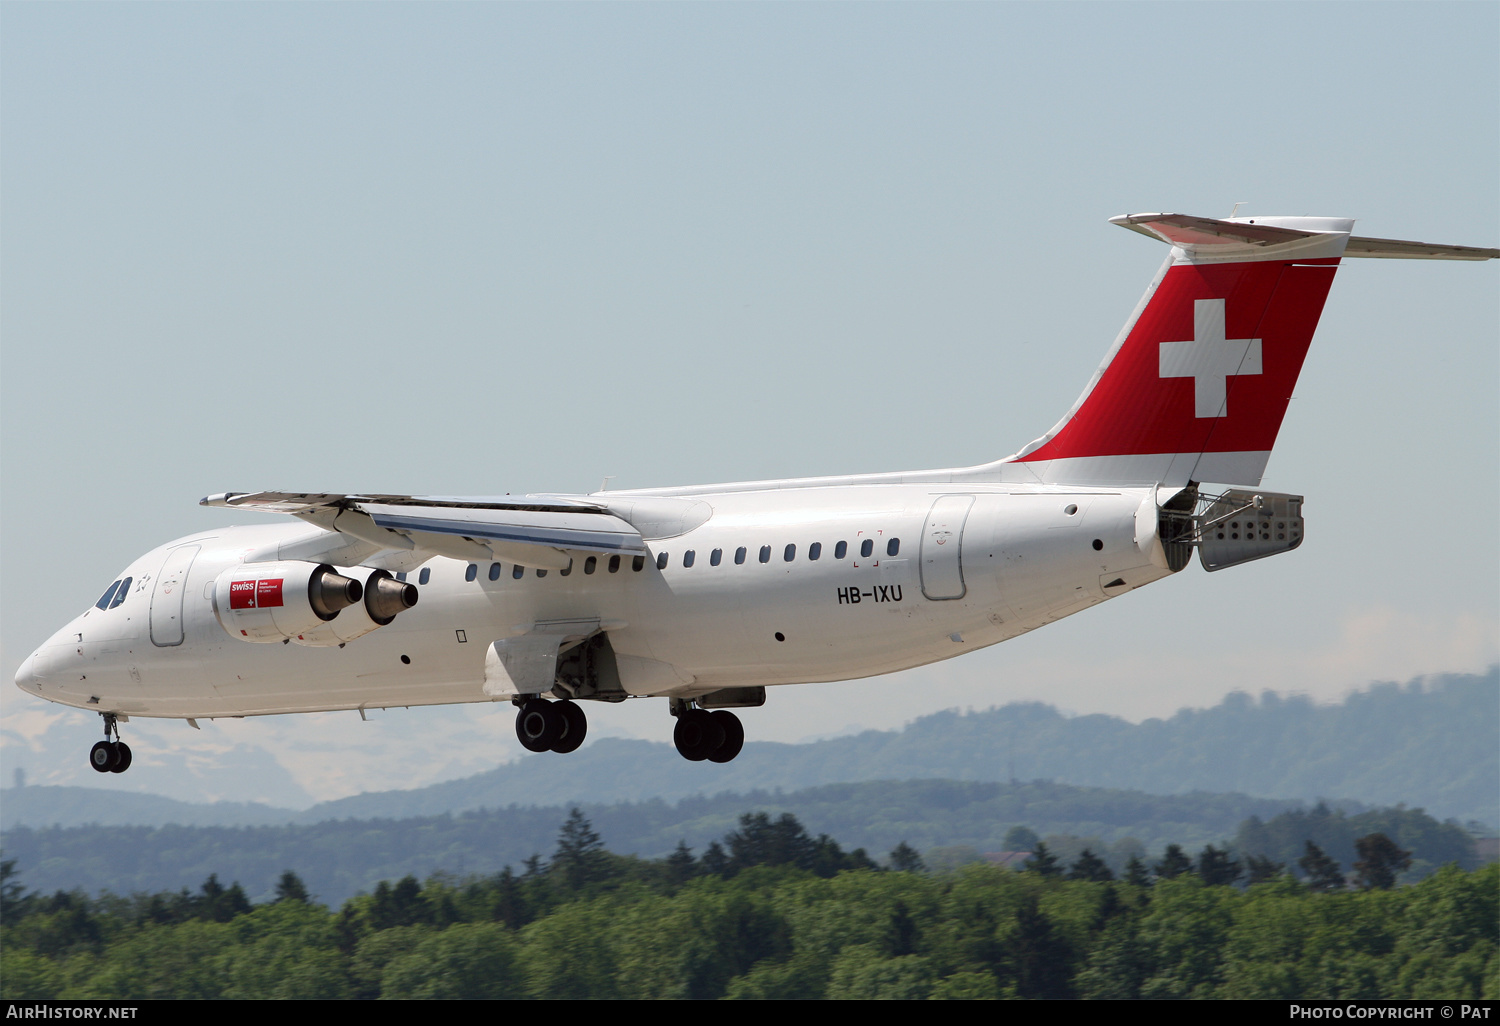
[213, 562, 362, 644]
[288, 568, 419, 647]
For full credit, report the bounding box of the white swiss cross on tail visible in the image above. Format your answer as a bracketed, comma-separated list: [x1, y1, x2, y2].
[1158, 298, 1262, 419]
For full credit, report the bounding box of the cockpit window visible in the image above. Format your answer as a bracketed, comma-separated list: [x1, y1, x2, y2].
[109, 577, 132, 609]
[95, 580, 122, 610]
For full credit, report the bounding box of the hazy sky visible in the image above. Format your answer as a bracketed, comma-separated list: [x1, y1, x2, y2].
[3, 3, 1495, 807]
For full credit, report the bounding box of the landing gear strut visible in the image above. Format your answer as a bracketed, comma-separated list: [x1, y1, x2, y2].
[514, 698, 588, 754]
[89, 713, 132, 774]
[673, 705, 744, 763]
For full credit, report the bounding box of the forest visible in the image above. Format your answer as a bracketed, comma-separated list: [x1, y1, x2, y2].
[3, 809, 1493, 1000]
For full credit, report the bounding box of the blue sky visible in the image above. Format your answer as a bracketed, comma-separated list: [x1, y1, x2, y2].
[3, 3, 1494, 806]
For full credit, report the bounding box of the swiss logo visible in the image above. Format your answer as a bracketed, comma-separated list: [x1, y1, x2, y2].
[228, 578, 285, 609]
[1158, 298, 1262, 419]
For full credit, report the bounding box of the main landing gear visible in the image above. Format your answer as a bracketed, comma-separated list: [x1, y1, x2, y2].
[511, 697, 747, 763]
[514, 697, 588, 754]
[89, 713, 133, 774]
[672, 705, 744, 764]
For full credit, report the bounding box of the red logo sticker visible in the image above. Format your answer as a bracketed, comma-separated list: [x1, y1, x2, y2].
[256, 579, 284, 608]
[229, 580, 257, 609]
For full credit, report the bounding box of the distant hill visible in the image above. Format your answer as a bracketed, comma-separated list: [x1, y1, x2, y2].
[0, 786, 295, 831]
[3, 669, 1493, 830]
[0, 779, 1387, 906]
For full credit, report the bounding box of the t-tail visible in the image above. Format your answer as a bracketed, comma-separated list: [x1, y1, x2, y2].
[1002, 212, 1498, 489]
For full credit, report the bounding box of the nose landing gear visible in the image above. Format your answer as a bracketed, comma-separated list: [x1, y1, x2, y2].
[672, 705, 744, 763]
[514, 698, 588, 754]
[89, 713, 133, 773]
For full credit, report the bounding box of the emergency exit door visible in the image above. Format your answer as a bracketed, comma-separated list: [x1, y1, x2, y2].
[920, 495, 973, 600]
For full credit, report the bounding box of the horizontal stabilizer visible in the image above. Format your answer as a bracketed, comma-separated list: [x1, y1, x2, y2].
[1110, 212, 1325, 248]
[1342, 236, 1500, 260]
[1111, 213, 1498, 260]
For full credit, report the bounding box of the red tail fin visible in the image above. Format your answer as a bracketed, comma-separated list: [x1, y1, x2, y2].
[1010, 214, 1353, 487]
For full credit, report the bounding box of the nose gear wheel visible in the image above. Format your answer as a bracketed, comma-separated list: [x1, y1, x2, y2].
[88, 713, 133, 773]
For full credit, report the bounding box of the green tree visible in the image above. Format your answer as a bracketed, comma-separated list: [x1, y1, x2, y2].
[1155, 844, 1192, 880]
[1024, 842, 1062, 878]
[1245, 854, 1284, 884]
[701, 841, 729, 877]
[1068, 848, 1114, 882]
[367, 876, 431, 931]
[726, 813, 815, 872]
[1352, 833, 1411, 891]
[1298, 841, 1345, 892]
[1, 856, 31, 921]
[381, 922, 521, 999]
[665, 841, 697, 886]
[274, 870, 310, 904]
[194, 874, 252, 922]
[551, 808, 608, 890]
[1009, 894, 1074, 998]
[1196, 845, 1241, 886]
[888, 841, 925, 873]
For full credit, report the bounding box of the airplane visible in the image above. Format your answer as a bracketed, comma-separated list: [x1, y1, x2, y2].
[14, 212, 1497, 774]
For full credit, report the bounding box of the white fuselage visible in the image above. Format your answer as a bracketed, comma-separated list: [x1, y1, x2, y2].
[16, 482, 1172, 720]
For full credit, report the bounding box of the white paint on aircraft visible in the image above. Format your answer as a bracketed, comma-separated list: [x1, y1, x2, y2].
[16, 212, 1496, 769]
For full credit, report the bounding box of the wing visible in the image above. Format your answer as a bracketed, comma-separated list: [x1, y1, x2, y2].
[202, 491, 648, 571]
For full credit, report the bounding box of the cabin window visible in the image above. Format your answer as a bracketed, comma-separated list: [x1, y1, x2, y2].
[632, 555, 645, 572]
[536, 568, 548, 577]
[95, 581, 122, 610]
[710, 548, 722, 566]
[860, 539, 874, 558]
[396, 572, 407, 582]
[784, 543, 796, 562]
[609, 555, 621, 573]
[560, 560, 572, 577]
[887, 538, 900, 556]
[465, 564, 478, 582]
[683, 550, 695, 568]
[809, 542, 821, 561]
[584, 556, 597, 575]
[657, 551, 669, 570]
[759, 545, 771, 564]
[834, 541, 848, 559]
[488, 562, 502, 581]
[735, 546, 747, 565]
[418, 568, 431, 585]
[513, 565, 525, 579]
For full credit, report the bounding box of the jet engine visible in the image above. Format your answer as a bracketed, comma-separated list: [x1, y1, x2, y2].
[212, 561, 365, 644]
[287, 568, 419, 646]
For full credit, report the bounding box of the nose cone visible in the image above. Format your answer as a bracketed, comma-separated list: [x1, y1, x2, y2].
[14, 649, 42, 692]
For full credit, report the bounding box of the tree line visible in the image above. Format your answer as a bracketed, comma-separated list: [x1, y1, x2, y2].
[3, 809, 1493, 1000]
[5, 778, 1480, 906]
